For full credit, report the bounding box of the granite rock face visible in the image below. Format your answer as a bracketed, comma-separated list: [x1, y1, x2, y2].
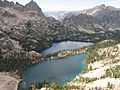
[24, 0, 45, 17]
[0, 0, 49, 53]
[0, 0, 80, 54]
[63, 4, 120, 34]
[0, 36, 22, 54]
[81, 4, 120, 31]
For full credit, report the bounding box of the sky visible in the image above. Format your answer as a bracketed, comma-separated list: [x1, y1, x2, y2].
[8, 0, 120, 11]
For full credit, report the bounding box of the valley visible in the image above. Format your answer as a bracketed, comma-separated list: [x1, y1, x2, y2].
[0, 0, 120, 90]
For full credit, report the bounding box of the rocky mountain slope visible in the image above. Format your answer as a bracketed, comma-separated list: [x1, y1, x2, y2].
[0, 0, 47, 54]
[63, 4, 120, 41]
[1, 1, 120, 55]
[0, 0, 75, 54]
[82, 4, 120, 31]
[0, 1, 120, 89]
[45, 4, 120, 33]
[0, 1, 107, 56]
[46, 4, 120, 32]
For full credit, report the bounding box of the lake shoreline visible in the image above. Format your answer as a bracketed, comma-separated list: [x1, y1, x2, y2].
[52, 40, 96, 43]
[40, 40, 93, 54]
[18, 41, 92, 89]
[0, 41, 93, 90]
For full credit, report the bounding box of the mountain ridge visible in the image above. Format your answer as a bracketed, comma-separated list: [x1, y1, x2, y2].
[0, 0, 45, 17]
[45, 4, 120, 21]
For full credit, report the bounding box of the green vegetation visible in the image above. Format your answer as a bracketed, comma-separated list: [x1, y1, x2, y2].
[25, 81, 86, 90]
[24, 40, 120, 90]
[107, 82, 113, 89]
[74, 77, 98, 83]
[83, 40, 119, 73]
[0, 49, 42, 77]
[0, 45, 86, 78]
[24, 77, 98, 90]
[25, 20, 33, 29]
[0, 39, 119, 90]
[25, 82, 64, 90]
[86, 40, 118, 64]
[46, 46, 86, 59]
[106, 65, 120, 78]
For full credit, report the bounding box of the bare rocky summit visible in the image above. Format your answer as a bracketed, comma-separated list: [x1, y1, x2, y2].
[24, 0, 45, 17]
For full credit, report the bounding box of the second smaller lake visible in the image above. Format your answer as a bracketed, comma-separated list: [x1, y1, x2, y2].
[42, 41, 93, 55]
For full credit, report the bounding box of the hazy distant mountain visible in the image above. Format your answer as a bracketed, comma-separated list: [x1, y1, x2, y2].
[44, 11, 67, 20]
[82, 4, 119, 16]
[44, 11, 81, 21]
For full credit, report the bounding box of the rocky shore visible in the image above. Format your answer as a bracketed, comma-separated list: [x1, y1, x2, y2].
[0, 72, 19, 90]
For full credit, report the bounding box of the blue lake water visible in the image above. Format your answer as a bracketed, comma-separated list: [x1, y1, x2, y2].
[42, 41, 93, 55]
[18, 41, 92, 89]
[22, 53, 86, 85]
